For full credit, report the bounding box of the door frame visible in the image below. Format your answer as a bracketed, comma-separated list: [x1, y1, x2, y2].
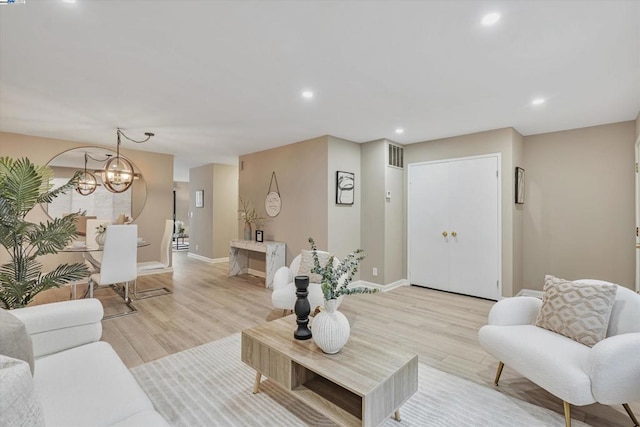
[407, 153, 502, 298]
[635, 134, 639, 293]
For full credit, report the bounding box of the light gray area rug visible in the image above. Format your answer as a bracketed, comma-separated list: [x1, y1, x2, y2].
[131, 333, 589, 427]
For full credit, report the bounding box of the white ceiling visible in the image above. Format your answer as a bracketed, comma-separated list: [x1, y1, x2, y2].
[1, 0, 638, 181]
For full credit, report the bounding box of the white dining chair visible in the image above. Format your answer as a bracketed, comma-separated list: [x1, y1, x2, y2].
[88, 224, 138, 319]
[84, 218, 113, 271]
[135, 219, 173, 298]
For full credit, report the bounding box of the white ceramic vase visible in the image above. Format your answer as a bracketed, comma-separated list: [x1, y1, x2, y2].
[312, 299, 350, 354]
[243, 222, 252, 240]
[95, 232, 106, 246]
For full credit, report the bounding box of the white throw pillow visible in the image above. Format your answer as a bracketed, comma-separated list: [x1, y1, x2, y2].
[0, 355, 45, 427]
[297, 250, 332, 284]
[535, 275, 617, 347]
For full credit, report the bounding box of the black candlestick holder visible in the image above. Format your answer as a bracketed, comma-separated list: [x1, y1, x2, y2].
[293, 275, 312, 340]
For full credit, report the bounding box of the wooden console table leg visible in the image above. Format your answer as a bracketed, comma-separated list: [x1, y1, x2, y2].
[252, 371, 262, 394]
[394, 409, 401, 421]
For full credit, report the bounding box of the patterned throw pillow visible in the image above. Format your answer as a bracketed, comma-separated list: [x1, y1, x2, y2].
[535, 275, 617, 347]
[0, 355, 45, 427]
[297, 250, 332, 284]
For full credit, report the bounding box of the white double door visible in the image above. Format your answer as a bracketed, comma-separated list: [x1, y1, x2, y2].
[408, 154, 501, 300]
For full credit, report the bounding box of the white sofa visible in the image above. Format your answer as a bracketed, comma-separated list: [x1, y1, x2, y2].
[478, 280, 640, 426]
[9, 299, 169, 427]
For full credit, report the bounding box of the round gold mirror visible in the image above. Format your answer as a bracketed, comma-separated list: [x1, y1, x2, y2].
[42, 146, 147, 222]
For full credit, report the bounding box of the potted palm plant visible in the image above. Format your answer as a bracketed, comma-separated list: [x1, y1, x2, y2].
[0, 157, 89, 309]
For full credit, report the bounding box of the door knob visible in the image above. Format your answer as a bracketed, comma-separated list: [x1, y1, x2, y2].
[451, 231, 457, 237]
[442, 231, 448, 237]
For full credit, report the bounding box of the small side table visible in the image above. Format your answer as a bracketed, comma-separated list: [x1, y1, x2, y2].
[173, 233, 188, 249]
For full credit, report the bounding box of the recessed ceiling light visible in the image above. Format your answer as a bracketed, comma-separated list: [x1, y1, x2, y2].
[395, 128, 404, 135]
[481, 12, 501, 26]
[532, 98, 546, 105]
[301, 90, 314, 99]
[63, 0, 77, 3]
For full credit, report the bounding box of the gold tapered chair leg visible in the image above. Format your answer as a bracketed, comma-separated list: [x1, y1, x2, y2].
[563, 401, 571, 427]
[623, 403, 639, 426]
[494, 361, 504, 386]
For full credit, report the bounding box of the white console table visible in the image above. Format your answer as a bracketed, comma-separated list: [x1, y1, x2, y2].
[229, 240, 286, 288]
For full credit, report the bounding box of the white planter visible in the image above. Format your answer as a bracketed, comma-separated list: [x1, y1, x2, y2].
[312, 299, 350, 354]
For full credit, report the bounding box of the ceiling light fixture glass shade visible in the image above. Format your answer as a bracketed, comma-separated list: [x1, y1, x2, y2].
[75, 153, 98, 195]
[102, 128, 154, 193]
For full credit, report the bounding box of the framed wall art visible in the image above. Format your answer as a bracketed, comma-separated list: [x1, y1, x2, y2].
[336, 171, 355, 205]
[195, 189, 204, 208]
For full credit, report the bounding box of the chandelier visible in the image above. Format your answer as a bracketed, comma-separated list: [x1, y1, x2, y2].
[101, 128, 154, 193]
[75, 153, 98, 195]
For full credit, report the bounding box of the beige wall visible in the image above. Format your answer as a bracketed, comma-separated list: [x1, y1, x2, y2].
[0, 132, 174, 267]
[523, 121, 636, 290]
[404, 128, 519, 296]
[327, 136, 361, 259]
[212, 164, 239, 258]
[189, 164, 214, 258]
[360, 140, 386, 283]
[511, 128, 525, 295]
[239, 136, 328, 264]
[385, 155, 405, 284]
[359, 139, 405, 285]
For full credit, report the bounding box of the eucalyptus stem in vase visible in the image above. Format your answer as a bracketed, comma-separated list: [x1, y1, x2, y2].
[308, 237, 378, 353]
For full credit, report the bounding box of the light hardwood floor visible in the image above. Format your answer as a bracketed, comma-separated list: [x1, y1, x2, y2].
[37, 251, 638, 427]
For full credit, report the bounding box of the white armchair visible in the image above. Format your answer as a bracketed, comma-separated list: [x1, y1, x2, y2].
[478, 280, 640, 427]
[271, 251, 342, 315]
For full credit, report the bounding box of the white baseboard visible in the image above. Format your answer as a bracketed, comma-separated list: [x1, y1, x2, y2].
[137, 267, 174, 276]
[352, 278, 409, 292]
[188, 253, 229, 264]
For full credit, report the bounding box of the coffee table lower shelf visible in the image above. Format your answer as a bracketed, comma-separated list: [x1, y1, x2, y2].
[241, 317, 417, 427]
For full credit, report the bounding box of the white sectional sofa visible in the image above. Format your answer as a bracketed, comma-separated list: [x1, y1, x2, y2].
[8, 299, 169, 427]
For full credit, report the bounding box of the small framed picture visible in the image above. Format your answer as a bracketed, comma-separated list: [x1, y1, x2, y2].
[195, 190, 204, 208]
[336, 171, 355, 205]
[255, 230, 264, 242]
[515, 167, 525, 204]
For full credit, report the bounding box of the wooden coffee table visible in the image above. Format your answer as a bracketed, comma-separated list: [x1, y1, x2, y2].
[241, 315, 418, 427]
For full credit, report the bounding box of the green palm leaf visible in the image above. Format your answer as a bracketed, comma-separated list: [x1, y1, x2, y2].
[0, 157, 89, 309]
